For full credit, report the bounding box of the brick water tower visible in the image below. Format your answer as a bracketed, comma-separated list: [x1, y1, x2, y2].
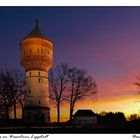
[20, 20, 53, 124]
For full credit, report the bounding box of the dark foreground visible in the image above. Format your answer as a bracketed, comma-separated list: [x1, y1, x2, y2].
[0, 124, 139, 134]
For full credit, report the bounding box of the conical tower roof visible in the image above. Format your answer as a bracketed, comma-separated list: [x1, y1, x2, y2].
[24, 20, 46, 39]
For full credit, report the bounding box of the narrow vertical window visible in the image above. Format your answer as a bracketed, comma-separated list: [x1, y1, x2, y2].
[29, 72, 31, 76]
[30, 48, 32, 53]
[29, 89, 31, 94]
[41, 49, 43, 53]
[38, 72, 40, 76]
[38, 100, 41, 104]
[37, 49, 39, 53]
[38, 78, 40, 83]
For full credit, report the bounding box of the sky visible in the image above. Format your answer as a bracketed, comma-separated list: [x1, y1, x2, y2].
[1, 7, 140, 121]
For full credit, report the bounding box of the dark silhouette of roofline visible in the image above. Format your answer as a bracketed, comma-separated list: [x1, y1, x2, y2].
[23, 20, 47, 40]
[73, 109, 97, 117]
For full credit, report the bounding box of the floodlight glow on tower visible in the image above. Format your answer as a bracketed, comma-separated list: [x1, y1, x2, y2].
[20, 20, 53, 124]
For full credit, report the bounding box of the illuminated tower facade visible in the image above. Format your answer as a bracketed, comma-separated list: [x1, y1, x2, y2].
[20, 20, 53, 124]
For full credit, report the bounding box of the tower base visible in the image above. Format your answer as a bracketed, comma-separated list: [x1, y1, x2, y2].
[23, 106, 50, 125]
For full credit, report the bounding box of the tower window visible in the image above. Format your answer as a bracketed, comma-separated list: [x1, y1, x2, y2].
[38, 78, 40, 83]
[29, 89, 31, 94]
[38, 100, 41, 104]
[29, 72, 31, 76]
[38, 72, 40, 76]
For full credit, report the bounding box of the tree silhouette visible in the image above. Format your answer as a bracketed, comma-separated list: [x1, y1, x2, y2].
[14, 72, 27, 122]
[115, 112, 126, 123]
[68, 67, 97, 122]
[133, 75, 140, 103]
[0, 69, 26, 125]
[6, 69, 25, 124]
[129, 114, 139, 121]
[0, 70, 13, 125]
[98, 111, 126, 126]
[16, 81, 27, 121]
[49, 64, 97, 123]
[49, 64, 70, 124]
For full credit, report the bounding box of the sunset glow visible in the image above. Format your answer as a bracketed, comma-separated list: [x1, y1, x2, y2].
[1, 7, 140, 122]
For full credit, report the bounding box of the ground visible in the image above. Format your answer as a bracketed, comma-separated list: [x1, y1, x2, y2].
[0, 123, 139, 134]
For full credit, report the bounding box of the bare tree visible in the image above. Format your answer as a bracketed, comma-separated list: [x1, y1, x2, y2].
[49, 64, 97, 123]
[12, 71, 27, 122]
[49, 64, 70, 124]
[16, 80, 27, 121]
[6, 70, 24, 124]
[0, 70, 13, 124]
[68, 67, 97, 122]
[9, 71, 18, 123]
[0, 69, 26, 125]
[134, 75, 140, 86]
[11, 70, 28, 123]
[134, 75, 140, 102]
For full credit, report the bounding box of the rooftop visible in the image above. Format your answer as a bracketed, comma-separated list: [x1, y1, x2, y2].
[24, 19, 46, 40]
[73, 109, 97, 117]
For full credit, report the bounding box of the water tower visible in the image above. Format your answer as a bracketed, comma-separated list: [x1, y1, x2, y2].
[20, 20, 53, 124]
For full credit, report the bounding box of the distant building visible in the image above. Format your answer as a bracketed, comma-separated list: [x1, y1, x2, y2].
[73, 109, 98, 126]
[20, 20, 53, 125]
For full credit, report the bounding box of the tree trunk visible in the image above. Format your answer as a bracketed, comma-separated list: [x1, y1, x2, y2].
[13, 102, 17, 124]
[70, 108, 73, 122]
[5, 107, 9, 126]
[70, 99, 75, 124]
[57, 103, 60, 124]
[21, 104, 24, 125]
[69, 99, 74, 123]
[69, 87, 73, 123]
